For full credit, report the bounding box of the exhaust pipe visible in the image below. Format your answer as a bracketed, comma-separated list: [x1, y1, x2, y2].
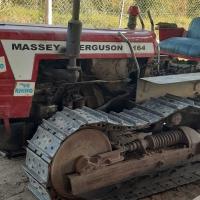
[66, 0, 82, 82]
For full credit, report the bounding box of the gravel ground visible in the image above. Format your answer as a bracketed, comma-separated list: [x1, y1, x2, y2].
[0, 156, 199, 200]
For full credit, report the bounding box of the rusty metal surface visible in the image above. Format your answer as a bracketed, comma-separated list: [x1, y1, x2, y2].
[25, 94, 200, 200]
[100, 159, 200, 200]
[68, 149, 197, 195]
[1, 155, 200, 200]
[51, 129, 112, 197]
[123, 129, 188, 152]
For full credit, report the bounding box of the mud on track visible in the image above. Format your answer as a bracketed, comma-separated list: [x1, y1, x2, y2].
[0, 156, 199, 200]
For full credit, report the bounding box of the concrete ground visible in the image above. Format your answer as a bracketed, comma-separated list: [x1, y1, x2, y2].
[0, 155, 199, 200]
[0, 156, 35, 200]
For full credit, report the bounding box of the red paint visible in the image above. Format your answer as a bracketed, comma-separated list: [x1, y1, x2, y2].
[128, 6, 140, 16]
[158, 27, 185, 41]
[0, 24, 156, 42]
[0, 23, 157, 121]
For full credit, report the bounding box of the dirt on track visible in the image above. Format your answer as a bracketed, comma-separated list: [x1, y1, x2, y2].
[0, 156, 200, 200]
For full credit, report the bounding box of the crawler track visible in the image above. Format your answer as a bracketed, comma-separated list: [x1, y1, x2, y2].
[0, 156, 200, 200]
[100, 160, 200, 200]
[24, 94, 200, 200]
[143, 181, 200, 200]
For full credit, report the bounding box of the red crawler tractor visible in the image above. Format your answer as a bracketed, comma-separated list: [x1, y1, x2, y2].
[0, 1, 200, 200]
[0, 3, 156, 153]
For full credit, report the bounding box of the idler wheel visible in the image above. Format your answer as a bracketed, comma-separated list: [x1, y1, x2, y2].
[51, 128, 112, 198]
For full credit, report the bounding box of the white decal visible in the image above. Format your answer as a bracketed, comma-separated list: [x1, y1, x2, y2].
[14, 82, 35, 96]
[0, 56, 6, 73]
[1, 40, 155, 80]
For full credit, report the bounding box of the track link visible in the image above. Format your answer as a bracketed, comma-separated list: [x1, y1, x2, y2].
[24, 94, 200, 200]
[100, 161, 200, 200]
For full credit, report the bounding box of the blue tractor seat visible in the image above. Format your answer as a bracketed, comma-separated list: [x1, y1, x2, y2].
[160, 17, 200, 59]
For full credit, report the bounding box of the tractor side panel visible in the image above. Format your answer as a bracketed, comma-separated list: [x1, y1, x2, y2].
[0, 27, 157, 120]
[0, 40, 36, 119]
